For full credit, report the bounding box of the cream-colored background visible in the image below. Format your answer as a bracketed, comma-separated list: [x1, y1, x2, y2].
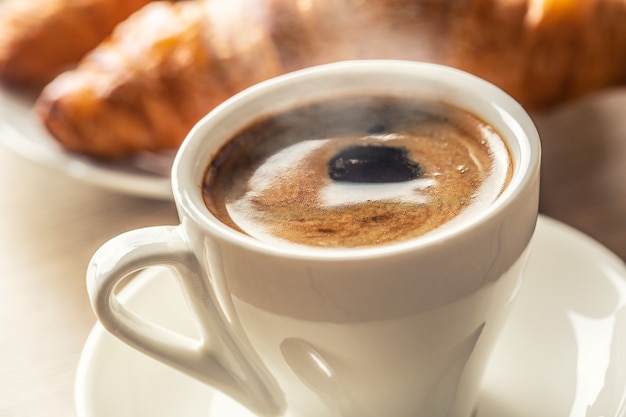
[0, 88, 625, 417]
[0, 145, 178, 417]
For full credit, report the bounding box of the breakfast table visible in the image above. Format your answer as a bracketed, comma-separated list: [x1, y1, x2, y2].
[0, 87, 625, 417]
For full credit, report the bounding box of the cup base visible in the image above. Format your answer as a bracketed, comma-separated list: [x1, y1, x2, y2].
[76, 216, 626, 417]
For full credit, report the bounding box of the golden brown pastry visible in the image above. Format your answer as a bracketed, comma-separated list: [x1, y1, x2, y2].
[34, 0, 626, 159]
[0, 0, 160, 91]
[446, 0, 626, 108]
[36, 0, 284, 158]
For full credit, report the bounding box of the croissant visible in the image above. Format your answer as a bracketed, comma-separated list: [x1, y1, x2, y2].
[0, 0, 166, 91]
[33, 0, 626, 159]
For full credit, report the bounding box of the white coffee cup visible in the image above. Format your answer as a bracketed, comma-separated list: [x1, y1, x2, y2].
[87, 60, 540, 417]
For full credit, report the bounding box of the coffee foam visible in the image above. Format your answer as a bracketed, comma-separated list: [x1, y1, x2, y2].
[320, 178, 434, 207]
[246, 135, 436, 207]
[225, 137, 439, 249]
[204, 95, 513, 248]
[425, 123, 512, 237]
[247, 139, 327, 193]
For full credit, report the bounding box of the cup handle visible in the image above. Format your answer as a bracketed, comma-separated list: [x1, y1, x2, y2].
[86, 225, 284, 417]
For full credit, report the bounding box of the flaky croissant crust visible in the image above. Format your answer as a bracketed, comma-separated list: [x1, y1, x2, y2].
[0, 0, 157, 91]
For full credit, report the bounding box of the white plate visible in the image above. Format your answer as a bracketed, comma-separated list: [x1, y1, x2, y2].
[0, 87, 173, 199]
[75, 216, 626, 417]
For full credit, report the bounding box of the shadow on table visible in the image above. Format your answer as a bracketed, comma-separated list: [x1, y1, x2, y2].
[532, 87, 626, 261]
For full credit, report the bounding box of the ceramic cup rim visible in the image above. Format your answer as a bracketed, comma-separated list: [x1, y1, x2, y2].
[172, 60, 541, 260]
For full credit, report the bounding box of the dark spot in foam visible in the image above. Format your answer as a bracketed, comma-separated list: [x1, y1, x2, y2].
[327, 145, 422, 183]
[367, 124, 386, 134]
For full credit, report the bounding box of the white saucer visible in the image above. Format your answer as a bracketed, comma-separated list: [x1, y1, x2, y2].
[75, 216, 626, 417]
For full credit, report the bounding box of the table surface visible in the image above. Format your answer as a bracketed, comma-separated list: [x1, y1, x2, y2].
[1, 88, 625, 417]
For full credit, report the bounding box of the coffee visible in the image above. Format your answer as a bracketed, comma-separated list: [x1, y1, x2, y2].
[203, 95, 512, 248]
